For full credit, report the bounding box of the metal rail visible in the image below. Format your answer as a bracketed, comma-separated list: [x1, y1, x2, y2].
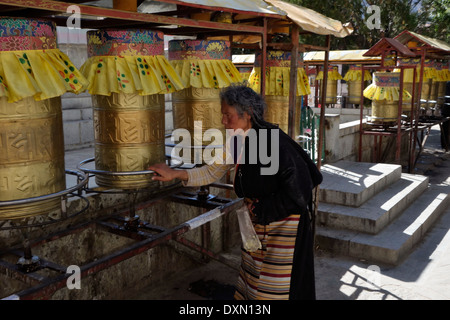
[0, 170, 90, 230]
[1, 186, 243, 300]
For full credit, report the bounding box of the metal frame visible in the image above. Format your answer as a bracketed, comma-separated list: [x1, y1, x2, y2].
[357, 64, 417, 167]
[358, 36, 450, 172]
[0, 184, 243, 300]
[0, 169, 90, 230]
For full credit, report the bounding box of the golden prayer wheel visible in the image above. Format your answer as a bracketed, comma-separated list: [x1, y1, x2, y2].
[317, 66, 342, 104]
[430, 79, 439, 102]
[169, 40, 239, 164]
[0, 97, 65, 219]
[396, 58, 433, 110]
[429, 61, 441, 102]
[418, 78, 432, 110]
[420, 79, 432, 102]
[437, 81, 446, 105]
[348, 81, 364, 104]
[172, 87, 224, 164]
[250, 51, 311, 137]
[363, 72, 411, 125]
[264, 95, 302, 137]
[85, 29, 168, 189]
[401, 82, 419, 117]
[0, 18, 79, 219]
[371, 100, 400, 123]
[320, 79, 338, 104]
[344, 65, 372, 105]
[421, 60, 438, 109]
[92, 93, 165, 189]
[435, 62, 446, 106]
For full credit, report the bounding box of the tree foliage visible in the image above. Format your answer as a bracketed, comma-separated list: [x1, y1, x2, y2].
[287, 0, 450, 49]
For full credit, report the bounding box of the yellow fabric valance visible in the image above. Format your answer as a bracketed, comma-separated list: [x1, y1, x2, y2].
[442, 68, 450, 81]
[343, 69, 372, 81]
[80, 55, 184, 96]
[170, 59, 242, 89]
[316, 68, 342, 81]
[364, 85, 411, 101]
[363, 72, 411, 101]
[248, 66, 311, 96]
[393, 67, 438, 83]
[0, 49, 88, 103]
[436, 68, 450, 81]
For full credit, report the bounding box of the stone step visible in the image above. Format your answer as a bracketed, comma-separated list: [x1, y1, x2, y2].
[318, 173, 429, 234]
[316, 184, 450, 265]
[319, 161, 402, 207]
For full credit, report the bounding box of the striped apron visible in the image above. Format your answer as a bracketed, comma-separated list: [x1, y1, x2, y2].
[234, 214, 300, 300]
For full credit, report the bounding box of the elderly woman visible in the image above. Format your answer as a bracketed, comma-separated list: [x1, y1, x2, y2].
[149, 84, 319, 300]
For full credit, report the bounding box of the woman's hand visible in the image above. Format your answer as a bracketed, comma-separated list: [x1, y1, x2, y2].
[148, 163, 188, 182]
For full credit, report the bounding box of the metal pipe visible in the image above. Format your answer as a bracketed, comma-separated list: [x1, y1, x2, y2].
[396, 67, 405, 162]
[7, 191, 243, 299]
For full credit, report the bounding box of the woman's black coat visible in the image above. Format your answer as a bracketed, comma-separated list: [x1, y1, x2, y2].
[233, 127, 317, 300]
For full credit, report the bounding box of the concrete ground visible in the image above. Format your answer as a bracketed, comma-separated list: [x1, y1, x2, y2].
[65, 124, 450, 300]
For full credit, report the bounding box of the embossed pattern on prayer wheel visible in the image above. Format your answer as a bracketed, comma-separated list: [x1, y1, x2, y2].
[321, 79, 338, 104]
[437, 81, 446, 105]
[0, 18, 66, 219]
[87, 29, 166, 189]
[364, 72, 411, 124]
[93, 93, 165, 188]
[172, 87, 223, 164]
[169, 40, 233, 164]
[421, 79, 432, 108]
[430, 79, 439, 102]
[345, 65, 371, 105]
[402, 82, 419, 114]
[348, 81, 364, 104]
[317, 66, 341, 104]
[0, 97, 66, 219]
[264, 95, 302, 137]
[421, 59, 437, 108]
[396, 58, 431, 109]
[371, 100, 400, 124]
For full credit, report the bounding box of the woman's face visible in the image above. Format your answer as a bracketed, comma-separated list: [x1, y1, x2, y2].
[221, 102, 252, 131]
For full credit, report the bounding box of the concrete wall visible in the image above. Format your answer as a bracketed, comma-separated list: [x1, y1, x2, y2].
[320, 112, 411, 165]
[311, 106, 371, 124]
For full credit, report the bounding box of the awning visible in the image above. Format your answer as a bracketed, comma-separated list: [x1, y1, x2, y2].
[171, 0, 352, 38]
[265, 0, 353, 38]
[172, 0, 286, 16]
[394, 30, 450, 55]
[232, 50, 382, 65]
[304, 49, 381, 64]
[363, 37, 416, 58]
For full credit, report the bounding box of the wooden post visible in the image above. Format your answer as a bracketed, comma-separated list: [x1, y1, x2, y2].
[317, 35, 330, 170]
[288, 24, 299, 139]
[261, 18, 267, 99]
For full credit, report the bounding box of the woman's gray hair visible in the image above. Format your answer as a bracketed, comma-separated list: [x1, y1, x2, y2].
[219, 83, 276, 129]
